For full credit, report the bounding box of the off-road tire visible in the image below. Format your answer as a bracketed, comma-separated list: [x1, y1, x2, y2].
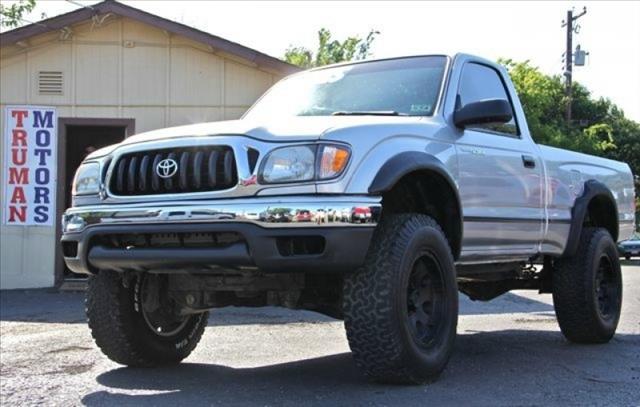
[343, 213, 458, 384]
[86, 271, 208, 366]
[553, 227, 623, 344]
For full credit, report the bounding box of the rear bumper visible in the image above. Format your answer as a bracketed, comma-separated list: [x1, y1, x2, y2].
[61, 196, 381, 275]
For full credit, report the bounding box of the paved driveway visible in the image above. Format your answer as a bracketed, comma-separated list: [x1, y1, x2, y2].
[1, 262, 639, 406]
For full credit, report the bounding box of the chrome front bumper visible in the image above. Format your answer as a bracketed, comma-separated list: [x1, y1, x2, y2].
[62, 196, 381, 233]
[61, 196, 382, 275]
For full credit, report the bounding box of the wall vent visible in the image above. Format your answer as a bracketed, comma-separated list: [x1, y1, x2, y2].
[37, 71, 63, 95]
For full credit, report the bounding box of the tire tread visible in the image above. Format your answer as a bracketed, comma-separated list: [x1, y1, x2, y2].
[553, 227, 621, 343]
[343, 213, 456, 383]
[86, 272, 207, 366]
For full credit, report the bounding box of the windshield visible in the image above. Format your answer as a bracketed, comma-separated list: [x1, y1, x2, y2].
[244, 56, 448, 120]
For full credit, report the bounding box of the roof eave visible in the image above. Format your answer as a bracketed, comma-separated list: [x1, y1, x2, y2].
[0, 0, 300, 75]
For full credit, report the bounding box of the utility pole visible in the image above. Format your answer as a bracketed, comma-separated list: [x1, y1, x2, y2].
[562, 6, 587, 125]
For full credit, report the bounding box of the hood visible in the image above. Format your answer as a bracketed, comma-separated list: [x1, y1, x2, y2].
[119, 116, 425, 146]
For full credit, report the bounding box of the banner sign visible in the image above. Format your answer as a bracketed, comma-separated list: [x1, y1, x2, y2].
[3, 106, 57, 226]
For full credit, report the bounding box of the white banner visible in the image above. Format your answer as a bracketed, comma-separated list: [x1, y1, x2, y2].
[3, 106, 57, 226]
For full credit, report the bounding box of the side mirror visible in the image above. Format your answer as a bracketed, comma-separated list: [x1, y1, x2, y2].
[453, 99, 513, 128]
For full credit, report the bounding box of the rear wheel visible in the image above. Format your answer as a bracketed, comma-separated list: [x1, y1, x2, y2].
[86, 271, 208, 366]
[553, 228, 622, 343]
[343, 214, 458, 384]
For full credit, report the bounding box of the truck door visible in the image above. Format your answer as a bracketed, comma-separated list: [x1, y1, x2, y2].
[453, 62, 544, 261]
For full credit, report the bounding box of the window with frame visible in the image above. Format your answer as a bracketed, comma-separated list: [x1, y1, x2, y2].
[457, 63, 519, 136]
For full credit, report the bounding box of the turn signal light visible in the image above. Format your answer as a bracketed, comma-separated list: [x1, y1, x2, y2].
[319, 145, 350, 179]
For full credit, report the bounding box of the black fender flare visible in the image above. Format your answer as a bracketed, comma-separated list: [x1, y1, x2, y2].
[368, 151, 458, 196]
[562, 179, 619, 258]
[368, 151, 463, 259]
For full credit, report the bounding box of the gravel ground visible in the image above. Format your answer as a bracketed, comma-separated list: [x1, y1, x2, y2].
[1, 262, 639, 406]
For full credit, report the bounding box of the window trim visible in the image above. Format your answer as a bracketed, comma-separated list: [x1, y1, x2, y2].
[456, 62, 521, 139]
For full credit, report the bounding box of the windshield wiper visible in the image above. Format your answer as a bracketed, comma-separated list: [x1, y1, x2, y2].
[331, 110, 409, 116]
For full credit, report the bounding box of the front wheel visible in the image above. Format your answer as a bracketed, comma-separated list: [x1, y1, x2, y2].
[86, 271, 208, 366]
[343, 214, 458, 384]
[553, 228, 623, 343]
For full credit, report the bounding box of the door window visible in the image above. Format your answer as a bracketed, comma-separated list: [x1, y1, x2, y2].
[457, 63, 519, 137]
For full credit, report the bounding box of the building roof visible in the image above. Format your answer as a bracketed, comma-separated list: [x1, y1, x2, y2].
[0, 0, 300, 75]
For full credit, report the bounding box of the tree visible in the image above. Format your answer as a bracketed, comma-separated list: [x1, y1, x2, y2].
[284, 28, 379, 69]
[0, 0, 36, 28]
[501, 59, 637, 155]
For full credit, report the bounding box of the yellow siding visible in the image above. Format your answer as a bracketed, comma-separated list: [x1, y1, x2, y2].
[75, 44, 120, 104]
[168, 107, 223, 127]
[224, 107, 250, 120]
[170, 47, 224, 106]
[122, 45, 168, 105]
[122, 18, 167, 44]
[76, 16, 120, 42]
[0, 53, 28, 103]
[0, 15, 281, 125]
[27, 42, 73, 105]
[225, 60, 274, 107]
[0, 15, 286, 289]
[122, 106, 165, 133]
[74, 106, 121, 118]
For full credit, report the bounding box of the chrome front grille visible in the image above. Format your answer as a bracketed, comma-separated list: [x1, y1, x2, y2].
[109, 146, 237, 196]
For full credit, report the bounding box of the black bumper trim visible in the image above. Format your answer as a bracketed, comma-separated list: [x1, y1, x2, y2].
[88, 243, 253, 272]
[62, 222, 375, 275]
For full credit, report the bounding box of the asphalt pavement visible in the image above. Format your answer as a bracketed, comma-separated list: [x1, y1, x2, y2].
[1, 261, 639, 406]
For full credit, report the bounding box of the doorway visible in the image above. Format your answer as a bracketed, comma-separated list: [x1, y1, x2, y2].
[56, 118, 135, 284]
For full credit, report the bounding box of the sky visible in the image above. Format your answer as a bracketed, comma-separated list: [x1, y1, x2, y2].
[4, 0, 640, 121]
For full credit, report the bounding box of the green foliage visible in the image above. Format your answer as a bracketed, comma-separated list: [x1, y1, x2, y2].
[0, 0, 36, 28]
[283, 46, 313, 69]
[501, 59, 639, 167]
[284, 28, 379, 69]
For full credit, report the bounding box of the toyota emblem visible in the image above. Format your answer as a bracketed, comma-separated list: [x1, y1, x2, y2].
[156, 158, 178, 178]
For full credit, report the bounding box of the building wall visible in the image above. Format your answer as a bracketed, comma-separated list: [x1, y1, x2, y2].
[0, 16, 284, 289]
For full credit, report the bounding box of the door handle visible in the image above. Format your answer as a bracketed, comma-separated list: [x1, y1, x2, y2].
[522, 155, 536, 169]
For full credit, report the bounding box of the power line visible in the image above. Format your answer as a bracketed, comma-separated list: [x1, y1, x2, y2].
[64, 0, 95, 11]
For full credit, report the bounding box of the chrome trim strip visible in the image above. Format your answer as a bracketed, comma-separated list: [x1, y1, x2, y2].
[463, 216, 572, 224]
[62, 196, 381, 233]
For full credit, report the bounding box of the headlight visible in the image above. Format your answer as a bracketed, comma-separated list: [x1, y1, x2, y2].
[260, 144, 350, 184]
[72, 162, 101, 195]
[260, 145, 316, 183]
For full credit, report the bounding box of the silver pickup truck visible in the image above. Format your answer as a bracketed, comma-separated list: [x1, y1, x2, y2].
[62, 53, 636, 384]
